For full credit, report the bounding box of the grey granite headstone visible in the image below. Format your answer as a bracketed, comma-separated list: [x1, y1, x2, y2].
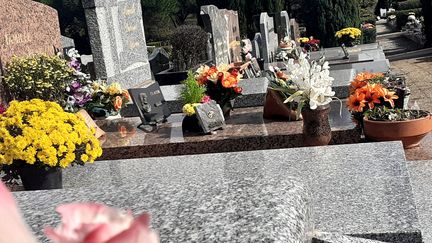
[148, 48, 170, 75]
[82, 0, 152, 88]
[201, 5, 230, 65]
[289, 19, 300, 41]
[260, 12, 279, 63]
[280, 11, 291, 40]
[222, 9, 241, 63]
[252, 32, 263, 58]
[60, 35, 75, 50]
[195, 100, 225, 133]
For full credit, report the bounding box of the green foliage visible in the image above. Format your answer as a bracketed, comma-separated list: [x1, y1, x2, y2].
[170, 25, 207, 71]
[395, 0, 422, 10]
[180, 71, 206, 104]
[4, 55, 74, 103]
[362, 27, 377, 44]
[360, 8, 377, 25]
[365, 106, 430, 121]
[393, 8, 422, 29]
[305, 0, 361, 47]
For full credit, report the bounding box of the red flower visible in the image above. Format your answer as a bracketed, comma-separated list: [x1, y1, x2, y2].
[234, 87, 243, 94]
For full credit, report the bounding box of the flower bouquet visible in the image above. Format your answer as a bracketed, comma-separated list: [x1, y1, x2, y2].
[195, 64, 242, 117]
[266, 52, 337, 146]
[276, 36, 299, 61]
[347, 72, 432, 148]
[85, 81, 131, 118]
[298, 36, 320, 52]
[63, 49, 94, 113]
[180, 71, 210, 132]
[0, 99, 102, 190]
[335, 27, 362, 47]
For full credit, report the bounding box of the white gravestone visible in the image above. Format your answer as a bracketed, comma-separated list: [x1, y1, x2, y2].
[260, 12, 279, 63]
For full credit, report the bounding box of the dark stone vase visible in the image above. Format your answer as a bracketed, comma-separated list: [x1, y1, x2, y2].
[182, 115, 203, 133]
[18, 164, 62, 190]
[220, 99, 234, 119]
[301, 104, 332, 146]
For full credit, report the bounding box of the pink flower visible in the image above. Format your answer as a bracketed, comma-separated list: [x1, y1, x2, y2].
[45, 203, 159, 243]
[201, 95, 211, 104]
[0, 104, 6, 114]
[0, 182, 38, 243]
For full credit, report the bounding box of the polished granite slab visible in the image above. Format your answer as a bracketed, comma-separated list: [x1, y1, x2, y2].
[97, 102, 361, 160]
[14, 177, 314, 243]
[56, 141, 421, 242]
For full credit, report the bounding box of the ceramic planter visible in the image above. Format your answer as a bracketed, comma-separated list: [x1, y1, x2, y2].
[364, 115, 432, 148]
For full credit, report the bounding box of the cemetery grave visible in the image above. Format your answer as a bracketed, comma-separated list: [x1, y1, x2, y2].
[0, 1, 432, 243]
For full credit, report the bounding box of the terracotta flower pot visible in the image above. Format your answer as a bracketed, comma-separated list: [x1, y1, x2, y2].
[364, 115, 432, 148]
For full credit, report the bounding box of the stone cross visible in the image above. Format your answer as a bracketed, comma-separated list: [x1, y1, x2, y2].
[201, 5, 231, 65]
[280, 11, 291, 40]
[0, 0, 62, 103]
[252, 33, 263, 59]
[260, 12, 278, 63]
[82, 0, 152, 88]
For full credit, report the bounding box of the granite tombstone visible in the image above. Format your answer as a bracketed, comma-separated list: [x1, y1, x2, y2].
[280, 11, 291, 40]
[82, 0, 152, 88]
[252, 33, 263, 59]
[223, 9, 242, 63]
[201, 5, 230, 65]
[260, 12, 279, 63]
[290, 19, 301, 42]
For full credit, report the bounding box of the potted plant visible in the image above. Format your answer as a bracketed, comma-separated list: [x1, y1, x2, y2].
[85, 81, 131, 119]
[363, 107, 432, 148]
[155, 25, 209, 86]
[298, 36, 321, 52]
[195, 64, 243, 118]
[266, 52, 337, 146]
[0, 99, 102, 190]
[347, 72, 405, 127]
[335, 27, 362, 47]
[3, 54, 75, 105]
[180, 71, 210, 133]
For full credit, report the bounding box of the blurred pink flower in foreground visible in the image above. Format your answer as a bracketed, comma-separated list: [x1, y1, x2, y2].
[0, 182, 38, 243]
[45, 203, 159, 243]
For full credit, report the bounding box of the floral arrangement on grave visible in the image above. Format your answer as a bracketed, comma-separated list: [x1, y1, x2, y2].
[276, 37, 299, 61]
[195, 64, 242, 117]
[347, 72, 400, 123]
[266, 52, 337, 146]
[268, 52, 336, 117]
[241, 40, 253, 62]
[0, 181, 160, 243]
[84, 81, 131, 118]
[170, 25, 208, 71]
[3, 54, 75, 105]
[335, 27, 362, 47]
[361, 23, 377, 44]
[300, 36, 321, 52]
[181, 71, 210, 117]
[346, 72, 432, 148]
[0, 99, 102, 190]
[64, 49, 94, 113]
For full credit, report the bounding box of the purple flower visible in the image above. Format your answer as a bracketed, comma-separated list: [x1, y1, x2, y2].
[70, 81, 82, 91]
[69, 59, 81, 72]
[73, 93, 92, 106]
[0, 104, 6, 114]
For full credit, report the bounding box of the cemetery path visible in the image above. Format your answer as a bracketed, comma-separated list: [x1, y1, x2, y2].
[391, 55, 432, 112]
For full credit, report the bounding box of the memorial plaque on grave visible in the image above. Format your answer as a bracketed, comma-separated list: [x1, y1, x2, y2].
[83, 0, 152, 88]
[128, 83, 171, 127]
[195, 101, 225, 133]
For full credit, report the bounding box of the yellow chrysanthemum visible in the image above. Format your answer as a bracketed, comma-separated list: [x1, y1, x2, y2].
[0, 99, 102, 168]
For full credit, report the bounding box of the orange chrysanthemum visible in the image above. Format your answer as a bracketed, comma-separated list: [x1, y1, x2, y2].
[347, 92, 366, 112]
